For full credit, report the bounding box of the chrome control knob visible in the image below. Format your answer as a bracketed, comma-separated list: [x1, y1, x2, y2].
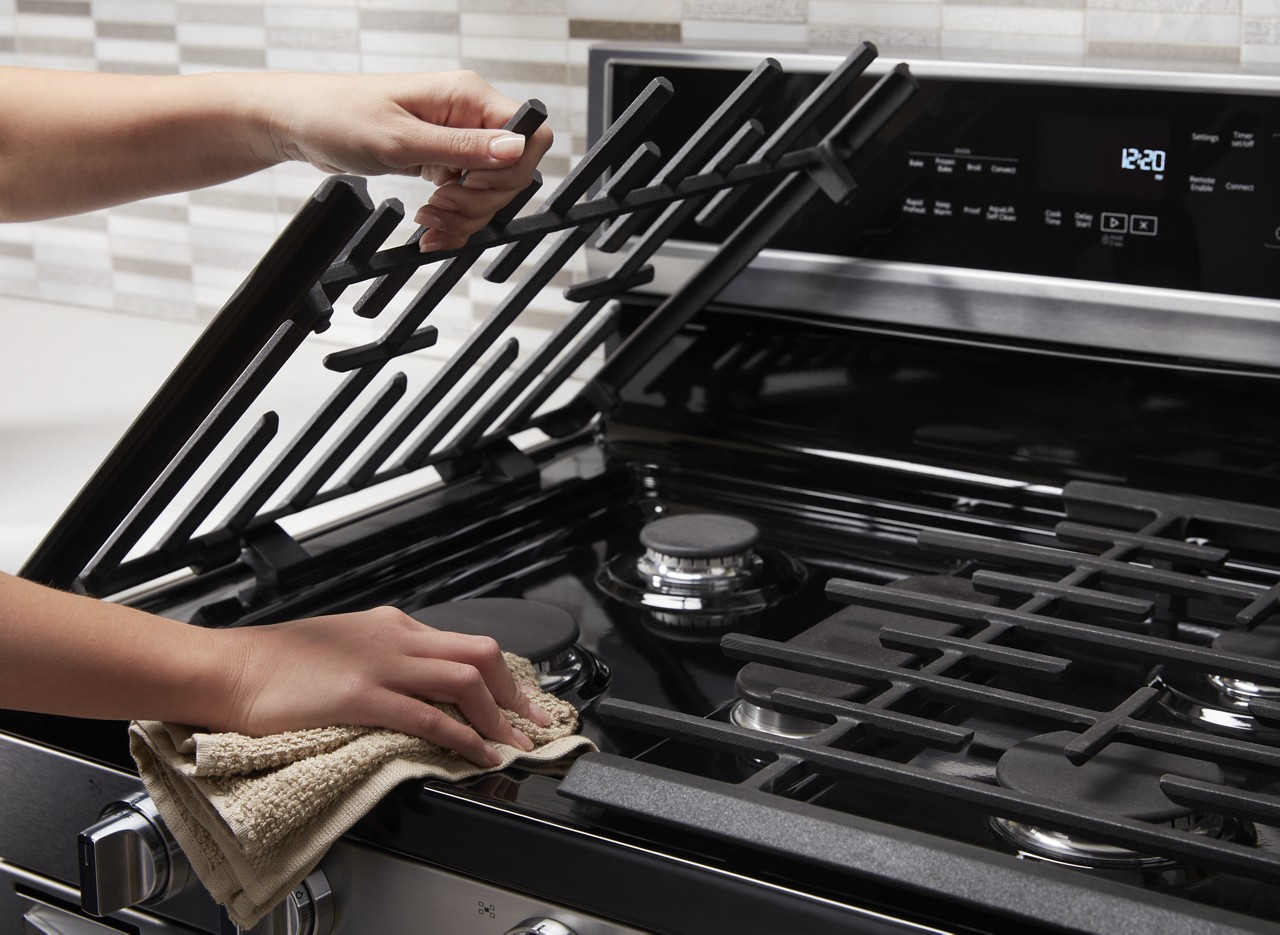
[78, 792, 190, 916]
[504, 920, 576, 935]
[234, 869, 333, 935]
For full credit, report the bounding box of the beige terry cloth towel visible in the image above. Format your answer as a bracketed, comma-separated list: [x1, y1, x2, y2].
[128, 653, 594, 929]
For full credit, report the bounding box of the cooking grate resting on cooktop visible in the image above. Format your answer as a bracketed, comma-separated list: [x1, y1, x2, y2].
[561, 479, 1280, 897]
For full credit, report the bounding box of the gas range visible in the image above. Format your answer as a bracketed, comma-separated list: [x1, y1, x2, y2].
[4, 40, 1280, 935]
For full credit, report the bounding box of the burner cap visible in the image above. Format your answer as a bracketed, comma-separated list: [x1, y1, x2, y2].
[996, 731, 1223, 822]
[640, 513, 759, 559]
[1212, 625, 1280, 660]
[409, 598, 579, 664]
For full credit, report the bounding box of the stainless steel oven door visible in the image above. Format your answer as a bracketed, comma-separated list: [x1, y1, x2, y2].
[1, 859, 191, 935]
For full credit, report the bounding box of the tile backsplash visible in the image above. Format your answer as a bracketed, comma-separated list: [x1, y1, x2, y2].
[1, 0, 1277, 330]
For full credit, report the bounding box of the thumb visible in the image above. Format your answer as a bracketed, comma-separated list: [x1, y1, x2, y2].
[406, 122, 527, 170]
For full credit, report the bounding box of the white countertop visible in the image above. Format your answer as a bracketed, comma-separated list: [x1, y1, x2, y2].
[0, 299, 203, 573]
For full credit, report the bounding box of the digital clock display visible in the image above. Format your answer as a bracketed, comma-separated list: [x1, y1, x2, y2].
[1120, 147, 1167, 173]
[1037, 114, 1170, 200]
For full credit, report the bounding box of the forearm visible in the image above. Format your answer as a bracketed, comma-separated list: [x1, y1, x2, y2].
[0, 572, 551, 762]
[0, 572, 239, 726]
[0, 68, 281, 221]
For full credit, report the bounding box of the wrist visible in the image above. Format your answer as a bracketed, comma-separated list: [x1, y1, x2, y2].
[202, 71, 290, 171]
[185, 624, 261, 732]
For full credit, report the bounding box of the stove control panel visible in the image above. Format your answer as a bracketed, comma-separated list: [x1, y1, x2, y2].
[609, 61, 1280, 302]
[871, 79, 1279, 301]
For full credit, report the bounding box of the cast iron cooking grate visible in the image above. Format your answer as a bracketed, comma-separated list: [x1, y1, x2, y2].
[20, 44, 917, 597]
[562, 480, 1280, 904]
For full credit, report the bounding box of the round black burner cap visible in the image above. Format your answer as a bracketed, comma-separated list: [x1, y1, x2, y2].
[996, 730, 1223, 822]
[639, 513, 760, 558]
[409, 598, 579, 664]
[1212, 625, 1280, 661]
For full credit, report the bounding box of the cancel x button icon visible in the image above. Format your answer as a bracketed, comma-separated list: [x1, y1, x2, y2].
[1130, 214, 1158, 236]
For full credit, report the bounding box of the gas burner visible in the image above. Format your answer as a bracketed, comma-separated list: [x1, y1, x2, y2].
[408, 598, 610, 708]
[990, 731, 1254, 886]
[1157, 625, 1280, 740]
[638, 513, 762, 592]
[597, 513, 806, 629]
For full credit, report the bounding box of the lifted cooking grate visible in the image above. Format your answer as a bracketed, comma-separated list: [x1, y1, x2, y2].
[20, 44, 918, 598]
[562, 480, 1280, 919]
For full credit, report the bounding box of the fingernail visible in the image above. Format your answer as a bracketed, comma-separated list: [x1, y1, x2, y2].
[430, 193, 458, 211]
[482, 745, 503, 767]
[512, 728, 534, 752]
[488, 135, 525, 159]
[419, 233, 447, 253]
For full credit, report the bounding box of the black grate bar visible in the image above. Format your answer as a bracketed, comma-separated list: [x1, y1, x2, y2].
[334, 143, 830, 286]
[335, 252, 481, 375]
[724, 632, 1280, 771]
[1160, 775, 1280, 826]
[595, 57, 783, 253]
[330, 198, 405, 308]
[1238, 583, 1280, 629]
[563, 65, 918, 430]
[362, 144, 661, 479]
[322, 325, 438, 373]
[223, 369, 382, 532]
[448, 297, 612, 450]
[723, 632, 1098, 724]
[1248, 699, 1280, 728]
[347, 171, 542, 322]
[350, 223, 474, 322]
[1063, 480, 1280, 554]
[401, 338, 520, 467]
[1058, 687, 1160, 764]
[82, 322, 306, 592]
[478, 79, 674, 284]
[770, 688, 975, 750]
[338, 170, 546, 375]
[1054, 521, 1230, 568]
[876, 625, 1071, 677]
[333, 264, 485, 484]
[564, 119, 765, 305]
[347, 222, 579, 484]
[156, 413, 279, 555]
[286, 373, 408, 509]
[969, 570, 1154, 618]
[826, 578, 1280, 684]
[696, 43, 877, 228]
[496, 304, 620, 435]
[458, 98, 547, 187]
[597, 699, 1280, 885]
[918, 530, 1262, 604]
[350, 239, 419, 320]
